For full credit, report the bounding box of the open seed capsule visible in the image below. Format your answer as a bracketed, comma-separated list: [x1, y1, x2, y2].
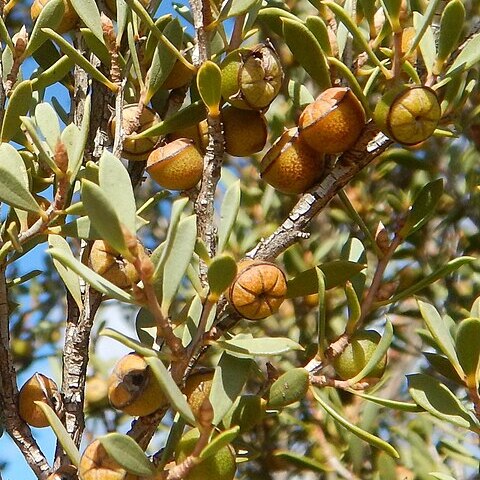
[228, 260, 287, 320]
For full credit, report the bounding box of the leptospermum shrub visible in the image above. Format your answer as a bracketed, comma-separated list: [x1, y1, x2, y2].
[1, 0, 480, 479]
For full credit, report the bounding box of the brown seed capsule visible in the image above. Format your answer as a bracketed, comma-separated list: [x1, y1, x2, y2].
[184, 371, 214, 420]
[260, 127, 325, 194]
[221, 43, 284, 110]
[107, 353, 167, 417]
[298, 87, 366, 154]
[31, 0, 79, 34]
[222, 106, 268, 157]
[228, 260, 287, 320]
[89, 240, 144, 289]
[79, 439, 138, 480]
[147, 138, 204, 191]
[374, 85, 441, 145]
[47, 465, 78, 480]
[109, 104, 161, 161]
[19, 373, 60, 428]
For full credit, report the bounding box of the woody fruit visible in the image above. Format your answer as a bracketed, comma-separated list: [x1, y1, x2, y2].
[107, 352, 166, 417]
[333, 330, 387, 380]
[221, 43, 283, 110]
[147, 138, 204, 190]
[260, 127, 325, 194]
[228, 260, 287, 320]
[298, 87, 366, 154]
[19, 373, 60, 428]
[109, 104, 160, 161]
[374, 85, 441, 145]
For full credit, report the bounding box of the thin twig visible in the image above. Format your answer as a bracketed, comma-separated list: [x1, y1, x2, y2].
[0, 266, 51, 479]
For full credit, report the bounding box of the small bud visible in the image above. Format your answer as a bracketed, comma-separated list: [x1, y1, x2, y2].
[12, 26, 28, 58]
[54, 140, 68, 173]
[31, 0, 79, 34]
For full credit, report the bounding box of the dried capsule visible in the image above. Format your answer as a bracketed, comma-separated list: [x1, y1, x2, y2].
[333, 330, 387, 380]
[109, 104, 160, 161]
[222, 106, 268, 157]
[31, 0, 79, 34]
[228, 260, 287, 320]
[298, 87, 366, 154]
[107, 353, 167, 417]
[79, 439, 138, 480]
[374, 85, 441, 145]
[19, 373, 60, 428]
[260, 127, 325, 194]
[89, 240, 143, 290]
[147, 138, 204, 191]
[221, 43, 283, 110]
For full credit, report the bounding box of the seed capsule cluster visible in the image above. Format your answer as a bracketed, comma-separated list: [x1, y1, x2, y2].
[261, 87, 366, 195]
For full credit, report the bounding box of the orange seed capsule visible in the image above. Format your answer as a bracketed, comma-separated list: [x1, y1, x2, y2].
[298, 87, 366, 154]
[79, 439, 138, 480]
[228, 260, 287, 320]
[19, 373, 60, 428]
[260, 127, 325, 194]
[147, 138, 204, 191]
[107, 353, 167, 417]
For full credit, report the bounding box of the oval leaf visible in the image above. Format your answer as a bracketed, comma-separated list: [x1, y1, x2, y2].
[455, 318, 480, 388]
[286, 261, 366, 298]
[407, 373, 477, 430]
[207, 254, 237, 300]
[200, 426, 240, 460]
[197, 61, 222, 116]
[99, 151, 136, 235]
[282, 18, 331, 90]
[1, 80, 33, 142]
[216, 336, 304, 356]
[0, 144, 41, 213]
[81, 179, 129, 259]
[418, 299, 464, 379]
[218, 180, 241, 253]
[69, 0, 104, 44]
[210, 352, 253, 425]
